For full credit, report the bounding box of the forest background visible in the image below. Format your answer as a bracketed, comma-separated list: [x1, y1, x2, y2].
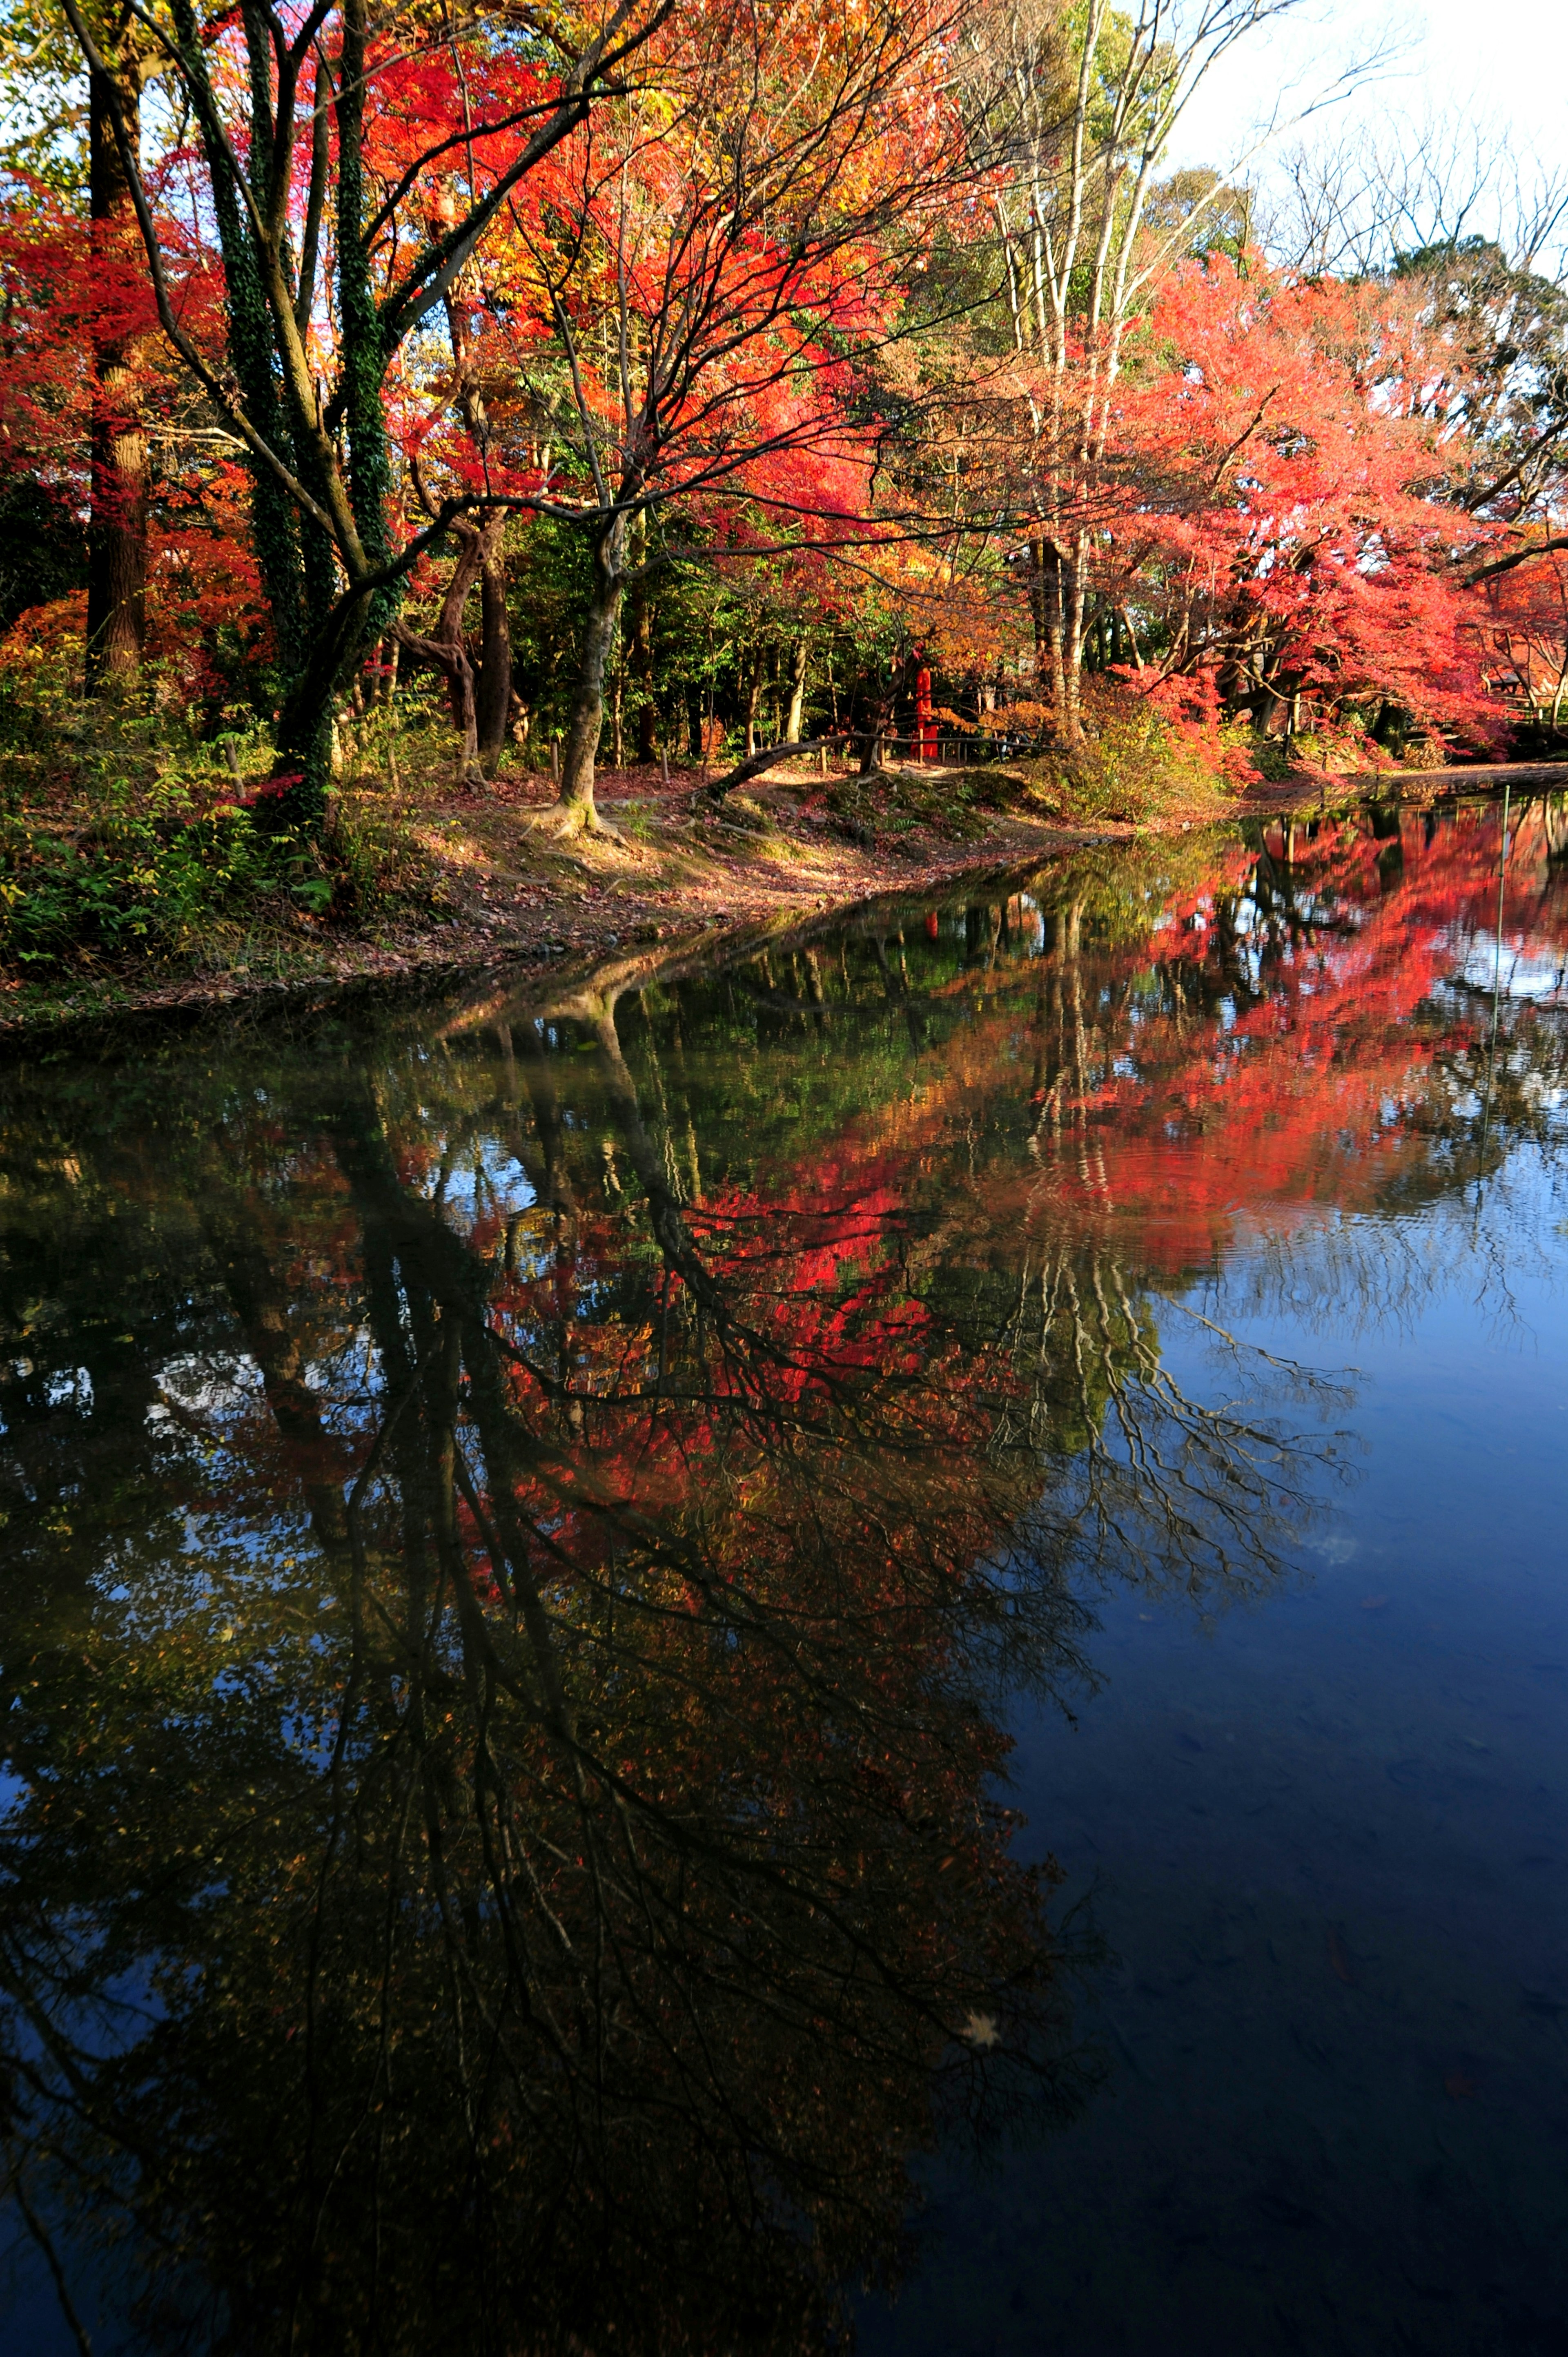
[1, 0, 1566, 973]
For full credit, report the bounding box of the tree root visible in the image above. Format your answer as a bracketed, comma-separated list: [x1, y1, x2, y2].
[526, 801, 623, 844]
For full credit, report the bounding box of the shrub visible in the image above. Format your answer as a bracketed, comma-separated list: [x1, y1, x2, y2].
[0, 591, 461, 966]
[0, 781, 328, 964]
[1024, 678, 1248, 821]
[0, 627, 326, 965]
[320, 780, 438, 920]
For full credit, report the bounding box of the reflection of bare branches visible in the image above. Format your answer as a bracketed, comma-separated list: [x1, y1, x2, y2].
[0, 1033, 1111, 2350]
[2, 2158, 95, 2357]
[990, 1248, 1354, 1609]
[1205, 1155, 1564, 1354]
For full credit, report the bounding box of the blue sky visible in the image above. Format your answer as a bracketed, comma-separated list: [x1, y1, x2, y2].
[1167, 0, 1568, 243]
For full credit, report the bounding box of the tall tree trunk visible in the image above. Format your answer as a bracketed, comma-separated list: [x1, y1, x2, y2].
[86, 60, 147, 691]
[476, 544, 511, 776]
[1060, 528, 1088, 742]
[626, 511, 657, 763]
[857, 680, 887, 776]
[1041, 543, 1072, 742]
[449, 653, 481, 783]
[785, 638, 808, 741]
[444, 284, 511, 780]
[394, 520, 493, 787]
[553, 514, 625, 834]
[1028, 537, 1049, 691]
[632, 583, 657, 761]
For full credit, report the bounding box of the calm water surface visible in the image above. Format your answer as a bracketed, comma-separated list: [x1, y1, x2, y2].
[2, 805, 1566, 2353]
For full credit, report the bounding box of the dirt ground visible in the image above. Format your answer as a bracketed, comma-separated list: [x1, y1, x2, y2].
[1, 754, 1552, 1042]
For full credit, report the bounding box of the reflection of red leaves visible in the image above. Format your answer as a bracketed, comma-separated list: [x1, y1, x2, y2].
[176, 813, 1568, 1840]
[1004, 804, 1556, 1274]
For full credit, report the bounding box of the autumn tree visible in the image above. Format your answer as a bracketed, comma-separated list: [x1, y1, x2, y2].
[475, 0, 971, 835]
[1479, 546, 1568, 735]
[391, 272, 517, 784]
[1100, 258, 1506, 751]
[81, 2, 167, 686]
[59, 0, 670, 823]
[0, 1, 157, 674]
[1258, 112, 1568, 626]
[971, 0, 1327, 739]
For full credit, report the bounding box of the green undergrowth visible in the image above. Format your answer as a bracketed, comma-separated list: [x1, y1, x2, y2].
[823, 767, 1009, 843]
[813, 690, 1243, 841]
[0, 787, 435, 974]
[0, 679, 446, 974]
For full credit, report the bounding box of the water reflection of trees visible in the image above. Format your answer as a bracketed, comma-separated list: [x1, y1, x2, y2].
[0, 1145, 1109, 2331]
[1012, 798, 1568, 1348]
[991, 1251, 1350, 1606]
[1209, 803, 1568, 1340]
[1, 1159, 1086, 2349]
[7, 803, 1558, 2350]
[1, 1061, 1319, 2352]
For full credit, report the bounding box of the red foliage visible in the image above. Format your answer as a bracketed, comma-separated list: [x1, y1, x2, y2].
[1107, 261, 1512, 749]
[0, 181, 264, 698]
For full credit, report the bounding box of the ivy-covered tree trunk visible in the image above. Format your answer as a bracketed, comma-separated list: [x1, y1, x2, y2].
[168, 0, 335, 811]
[267, 0, 394, 827]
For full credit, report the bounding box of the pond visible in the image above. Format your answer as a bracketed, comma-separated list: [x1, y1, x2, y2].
[1, 801, 1566, 2355]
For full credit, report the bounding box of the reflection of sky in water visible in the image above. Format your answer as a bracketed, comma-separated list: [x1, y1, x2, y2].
[5, 808, 1568, 2353]
[415, 1148, 537, 1218]
[1450, 931, 1568, 1003]
[862, 1137, 1568, 2357]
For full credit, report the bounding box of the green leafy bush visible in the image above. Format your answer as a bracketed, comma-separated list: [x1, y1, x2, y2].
[0, 635, 446, 962]
[0, 781, 328, 964]
[0, 659, 333, 963]
[1021, 681, 1236, 821]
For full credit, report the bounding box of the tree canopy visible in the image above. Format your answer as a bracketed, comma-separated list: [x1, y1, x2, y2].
[2, 0, 1566, 848]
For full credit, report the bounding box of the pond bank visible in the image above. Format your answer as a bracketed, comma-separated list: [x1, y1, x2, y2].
[0, 757, 1556, 1045]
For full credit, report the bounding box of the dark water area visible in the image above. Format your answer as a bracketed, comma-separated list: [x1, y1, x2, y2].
[1, 801, 1566, 2355]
